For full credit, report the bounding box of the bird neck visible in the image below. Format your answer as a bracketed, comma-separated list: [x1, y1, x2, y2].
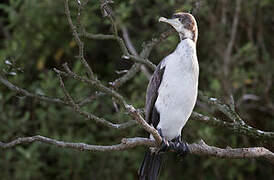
[179, 33, 195, 43]
[179, 28, 197, 43]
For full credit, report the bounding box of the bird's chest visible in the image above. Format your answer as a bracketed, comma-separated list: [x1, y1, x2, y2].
[157, 55, 198, 109]
[155, 54, 198, 140]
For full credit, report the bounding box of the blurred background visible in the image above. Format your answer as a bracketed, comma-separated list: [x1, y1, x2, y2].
[0, 0, 273, 179]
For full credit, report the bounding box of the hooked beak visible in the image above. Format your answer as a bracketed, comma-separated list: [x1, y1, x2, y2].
[159, 17, 181, 31]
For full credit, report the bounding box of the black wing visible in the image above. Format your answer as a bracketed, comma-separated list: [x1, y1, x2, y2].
[145, 60, 166, 128]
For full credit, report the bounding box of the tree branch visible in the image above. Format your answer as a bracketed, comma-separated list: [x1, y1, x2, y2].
[112, 28, 175, 87]
[1, 135, 273, 164]
[121, 25, 151, 79]
[57, 72, 136, 129]
[110, 29, 174, 88]
[53, 66, 127, 107]
[1, 1, 273, 168]
[125, 104, 162, 144]
[224, 0, 241, 66]
[2, 70, 273, 139]
[198, 91, 243, 123]
[197, 91, 274, 139]
[78, 0, 174, 88]
[2, 70, 273, 138]
[0, 74, 67, 105]
[191, 112, 274, 139]
[221, 0, 242, 99]
[110, 63, 141, 88]
[64, 0, 94, 78]
[54, 65, 162, 139]
[189, 139, 274, 164]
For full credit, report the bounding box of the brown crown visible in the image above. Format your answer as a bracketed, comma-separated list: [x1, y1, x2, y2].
[172, 12, 198, 42]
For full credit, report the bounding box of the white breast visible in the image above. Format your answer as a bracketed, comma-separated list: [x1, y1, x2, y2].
[155, 39, 199, 140]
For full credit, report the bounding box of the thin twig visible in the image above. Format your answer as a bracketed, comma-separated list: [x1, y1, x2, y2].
[56, 70, 136, 129]
[121, 26, 151, 79]
[196, 91, 274, 139]
[198, 91, 244, 124]
[111, 29, 174, 87]
[0, 74, 67, 105]
[81, 29, 117, 40]
[121, 26, 138, 55]
[111, 63, 141, 88]
[191, 112, 274, 139]
[64, 0, 94, 78]
[54, 67, 127, 107]
[127, 55, 156, 70]
[77, 93, 104, 107]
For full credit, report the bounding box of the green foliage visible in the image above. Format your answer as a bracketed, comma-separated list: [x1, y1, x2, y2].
[0, 0, 273, 179]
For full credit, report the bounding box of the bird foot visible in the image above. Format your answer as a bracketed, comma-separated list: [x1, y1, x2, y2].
[171, 136, 189, 160]
[156, 129, 189, 159]
[156, 128, 170, 154]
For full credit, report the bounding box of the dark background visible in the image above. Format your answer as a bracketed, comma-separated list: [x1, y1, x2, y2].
[0, 0, 273, 179]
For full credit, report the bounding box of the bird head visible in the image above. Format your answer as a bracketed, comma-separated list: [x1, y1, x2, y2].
[159, 12, 198, 43]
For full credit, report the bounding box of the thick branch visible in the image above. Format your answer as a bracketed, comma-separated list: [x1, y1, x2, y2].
[125, 104, 162, 144]
[1, 136, 273, 164]
[189, 139, 274, 164]
[0, 136, 154, 152]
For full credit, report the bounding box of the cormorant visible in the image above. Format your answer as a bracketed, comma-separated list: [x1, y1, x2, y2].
[138, 12, 199, 180]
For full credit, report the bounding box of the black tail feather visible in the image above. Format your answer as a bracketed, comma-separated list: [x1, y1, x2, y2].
[138, 150, 164, 180]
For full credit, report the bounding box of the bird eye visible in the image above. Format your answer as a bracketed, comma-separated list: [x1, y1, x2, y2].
[178, 18, 183, 22]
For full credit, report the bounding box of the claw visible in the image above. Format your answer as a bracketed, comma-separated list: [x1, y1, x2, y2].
[176, 142, 189, 160]
[157, 139, 170, 153]
[156, 129, 189, 157]
[156, 128, 170, 153]
[172, 136, 189, 159]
